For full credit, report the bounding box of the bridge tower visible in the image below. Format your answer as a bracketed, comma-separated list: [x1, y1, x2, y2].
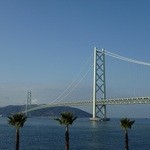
[90, 47, 109, 121]
[26, 91, 32, 117]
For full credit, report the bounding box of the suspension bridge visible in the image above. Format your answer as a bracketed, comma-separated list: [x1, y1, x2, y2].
[25, 47, 150, 121]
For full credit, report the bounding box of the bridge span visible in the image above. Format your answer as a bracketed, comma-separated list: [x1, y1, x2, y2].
[25, 96, 150, 113]
[25, 48, 150, 120]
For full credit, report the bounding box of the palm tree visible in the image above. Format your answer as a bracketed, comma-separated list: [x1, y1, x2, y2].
[120, 117, 135, 150]
[8, 113, 27, 150]
[55, 112, 77, 150]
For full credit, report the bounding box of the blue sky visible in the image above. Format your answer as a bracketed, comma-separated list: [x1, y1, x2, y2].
[0, 0, 150, 117]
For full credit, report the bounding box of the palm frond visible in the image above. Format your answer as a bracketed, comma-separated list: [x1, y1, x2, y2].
[55, 112, 77, 126]
[120, 118, 135, 130]
[55, 118, 62, 124]
[7, 113, 27, 129]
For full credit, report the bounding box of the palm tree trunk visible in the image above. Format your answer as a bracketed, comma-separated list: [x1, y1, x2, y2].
[65, 126, 69, 150]
[125, 131, 129, 150]
[16, 128, 20, 150]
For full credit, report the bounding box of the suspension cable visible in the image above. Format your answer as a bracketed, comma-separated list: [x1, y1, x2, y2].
[55, 63, 93, 103]
[50, 52, 93, 103]
[104, 50, 150, 66]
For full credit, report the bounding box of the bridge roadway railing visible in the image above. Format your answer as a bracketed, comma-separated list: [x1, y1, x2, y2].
[25, 96, 150, 113]
[98, 96, 150, 105]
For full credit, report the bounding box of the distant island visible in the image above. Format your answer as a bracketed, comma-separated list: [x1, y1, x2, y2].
[0, 105, 92, 118]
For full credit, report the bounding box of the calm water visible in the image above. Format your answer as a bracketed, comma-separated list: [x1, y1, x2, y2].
[0, 117, 149, 150]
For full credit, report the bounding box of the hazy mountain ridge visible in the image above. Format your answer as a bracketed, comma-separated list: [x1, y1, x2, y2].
[0, 105, 92, 118]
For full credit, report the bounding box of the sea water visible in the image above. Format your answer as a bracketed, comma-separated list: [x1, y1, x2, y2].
[0, 117, 149, 150]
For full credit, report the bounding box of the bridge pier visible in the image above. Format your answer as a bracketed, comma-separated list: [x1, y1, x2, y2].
[90, 47, 110, 121]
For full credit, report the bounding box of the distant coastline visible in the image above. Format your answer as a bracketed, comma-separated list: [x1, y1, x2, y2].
[0, 105, 92, 118]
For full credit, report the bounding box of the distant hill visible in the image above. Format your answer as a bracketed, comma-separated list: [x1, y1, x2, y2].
[0, 105, 92, 118]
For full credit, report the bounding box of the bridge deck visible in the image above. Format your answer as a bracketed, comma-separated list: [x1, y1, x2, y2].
[26, 96, 150, 112]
